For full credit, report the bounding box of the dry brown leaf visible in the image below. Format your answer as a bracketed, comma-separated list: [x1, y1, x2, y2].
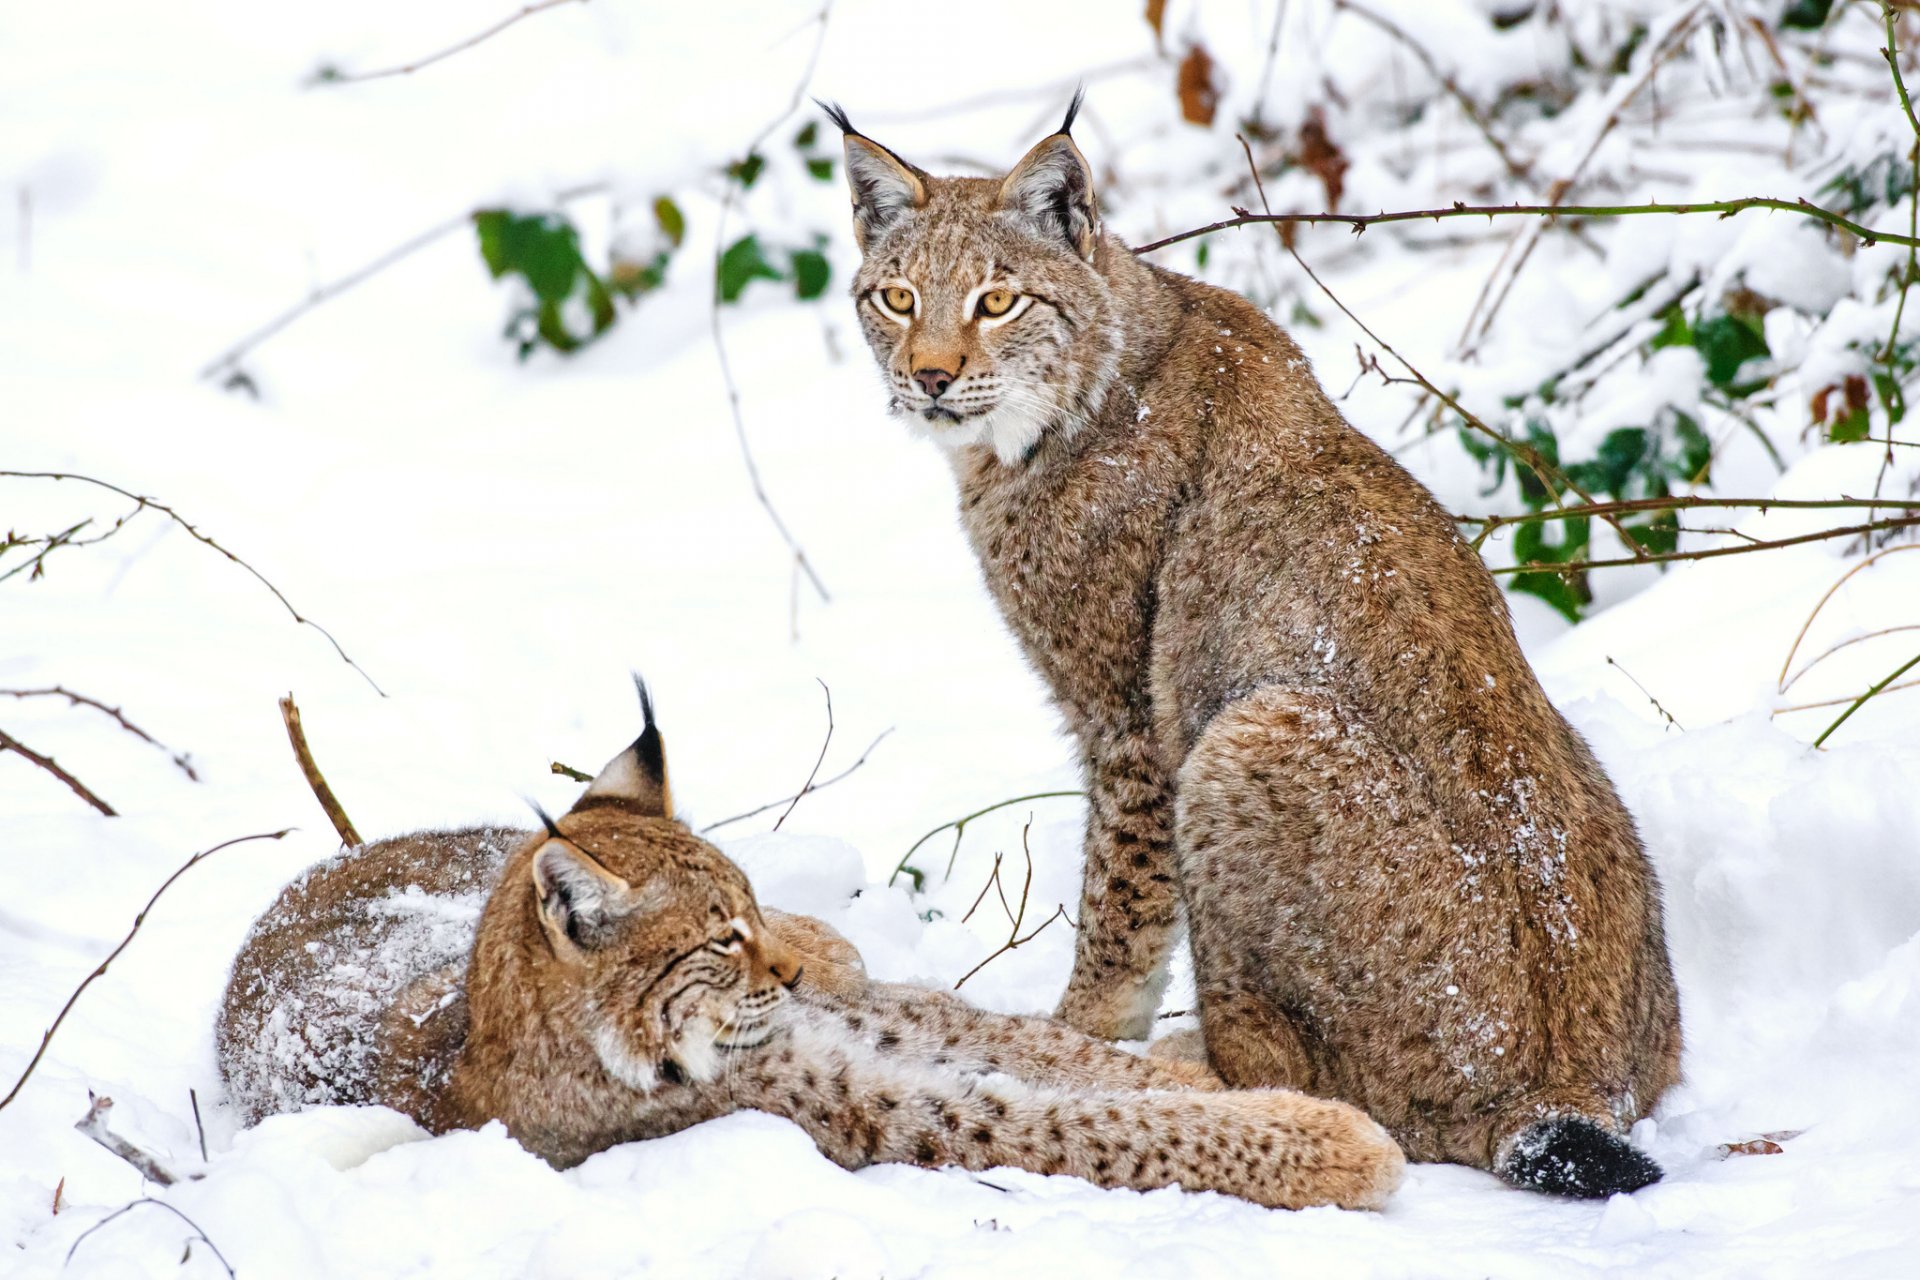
[1178, 43, 1219, 127]
[1295, 107, 1349, 210]
[1717, 1137, 1784, 1158]
[1145, 0, 1167, 50]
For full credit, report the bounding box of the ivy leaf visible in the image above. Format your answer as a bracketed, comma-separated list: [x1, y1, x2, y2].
[728, 153, 766, 189]
[474, 210, 584, 305]
[1693, 314, 1771, 391]
[805, 157, 836, 182]
[1779, 0, 1832, 31]
[790, 247, 831, 301]
[793, 120, 819, 149]
[653, 196, 685, 248]
[717, 234, 784, 303]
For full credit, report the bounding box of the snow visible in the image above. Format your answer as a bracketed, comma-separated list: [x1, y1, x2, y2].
[5, 0, 1920, 1276]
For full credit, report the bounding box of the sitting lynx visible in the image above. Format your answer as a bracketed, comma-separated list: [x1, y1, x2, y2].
[828, 97, 1681, 1197]
[219, 687, 1403, 1211]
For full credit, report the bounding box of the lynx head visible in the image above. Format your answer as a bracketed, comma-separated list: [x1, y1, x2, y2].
[509, 679, 802, 1092]
[826, 94, 1123, 465]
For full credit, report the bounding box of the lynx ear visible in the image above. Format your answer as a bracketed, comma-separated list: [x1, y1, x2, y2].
[532, 840, 637, 953]
[820, 101, 928, 252]
[573, 675, 673, 817]
[998, 93, 1098, 261]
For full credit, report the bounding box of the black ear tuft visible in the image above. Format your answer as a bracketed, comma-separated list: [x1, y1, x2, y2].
[528, 799, 564, 839]
[816, 99, 857, 137]
[631, 673, 665, 790]
[1058, 86, 1085, 136]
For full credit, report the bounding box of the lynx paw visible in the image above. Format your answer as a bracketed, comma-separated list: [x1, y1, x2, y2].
[1055, 982, 1160, 1042]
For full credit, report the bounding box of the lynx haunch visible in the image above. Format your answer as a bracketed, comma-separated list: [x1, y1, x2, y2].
[218, 686, 1402, 1211]
[831, 95, 1681, 1198]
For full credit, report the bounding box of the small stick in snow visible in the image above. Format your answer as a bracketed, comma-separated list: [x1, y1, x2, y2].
[279, 695, 362, 848]
[1604, 657, 1685, 732]
[66, 1198, 234, 1278]
[0, 728, 116, 816]
[75, 1095, 185, 1187]
[550, 760, 594, 783]
[773, 679, 833, 832]
[1, 686, 199, 780]
[0, 470, 385, 695]
[189, 1089, 209, 1164]
[886, 789, 1085, 889]
[51, 1177, 64, 1216]
[952, 821, 1072, 991]
[0, 829, 291, 1113]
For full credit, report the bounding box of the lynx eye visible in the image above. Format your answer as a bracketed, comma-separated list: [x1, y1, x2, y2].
[879, 286, 915, 315]
[709, 926, 745, 955]
[976, 289, 1016, 319]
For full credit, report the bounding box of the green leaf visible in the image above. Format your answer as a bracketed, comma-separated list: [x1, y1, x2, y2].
[1873, 369, 1908, 426]
[1693, 314, 1771, 390]
[728, 153, 766, 189]
[1649, 304, 1692, 352]
[790, 248, 831, 301]
[717, 234, 784, 303]
[471, 209, 586, 304]
[1196, 242, 1210, 270]
[793, 120, 819, 149]
[1671, 410, 1712, 482]
[1779, 0, 1832, 31]
[1829, 403, 1872, 443]
[1511, 570, 1590, 623]
[805, 157, 836, 182]
[653, 196, 685, 248]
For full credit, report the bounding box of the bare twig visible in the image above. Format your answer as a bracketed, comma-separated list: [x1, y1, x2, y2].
[773, 679, 834, 831]
[75, 1095, 185, 1187]
[0, 687, 197, 780]
[1131, 196, 1920, 256]
[279, 694, 362, 847]
[66, 1198, 234, 1278]
[1457, 495, 1920, 540]
[1606, 657, 1685, 731]
[189, 1088, 208, 1164]
[953, 820, 1070, 990]
[1333, 0, 1531, 183]
[711, 4, 835, 606]
[0, 829, 291, 1113]
[550, 760, 594, 783]
[887, 790, 1085, 889]
[700, 727, 892, 833]
[1780, 624, 1920, 694]
[1777, 543, 1920, 690]
[0, 471, 384, 695]
[1775, 674, 1920, 715]
[317, 0, 587, 85]
[0, 728, 116, 815]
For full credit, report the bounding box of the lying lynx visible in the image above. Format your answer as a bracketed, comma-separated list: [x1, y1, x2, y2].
[829, 97, 1681, 1197]
[219, 687, 1403, 1211]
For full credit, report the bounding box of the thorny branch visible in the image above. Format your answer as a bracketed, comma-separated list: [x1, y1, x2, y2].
[0, 687, 198, 780]
[1488, 515, 1920, 575]
[315, 0, 587, 85]
[0, 471, 384, 695]
[0, 728, 116, 816]
[0, 830, 291, 1113]
[279, 694, 363, 847]
[711, 3, 835, 607]
[952, 820, 1070, 990]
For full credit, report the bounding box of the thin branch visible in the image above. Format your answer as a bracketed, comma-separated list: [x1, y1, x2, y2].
[1457, 495, 1920, 537]
[66, 1198, 234, 1278]
[1813, 650, 1920, 746]
[773, 678, 833, 832]
[1777, 543, 1920, 690]
[279, 695, 361, 847]
[1775, 675, 1920, 714]
[710, 3, 835, 606]
[699, 727, 892, 833]
[1490, 516, 1920, 575]
[0, 728, 116, 815]
[1131, 196, 1920, 256]
[1605, 656, 1684, 731]
[550, 760, 594, 783]
[317, 0, 586, 85]
[1781, 624, 1920, 694]
[0, 687, 197, 780]
[887, 790, 1085, 889]
[189, 1088, 209, 1164]
[1333, 0, 1530, 182]
[0, 471, 384, 695]
[953, 820, 1071, 990]
[75, 1095, 185, 1187]
[0, 829, 291, 1113]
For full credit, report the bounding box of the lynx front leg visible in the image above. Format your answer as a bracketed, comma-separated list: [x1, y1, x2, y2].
[1055, 731, 1182, 1041]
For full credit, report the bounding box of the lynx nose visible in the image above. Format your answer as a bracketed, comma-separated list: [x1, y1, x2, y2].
[913, 367, 955, 398]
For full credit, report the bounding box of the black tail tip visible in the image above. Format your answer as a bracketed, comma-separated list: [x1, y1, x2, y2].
[1498, 1117, 1663, 1199]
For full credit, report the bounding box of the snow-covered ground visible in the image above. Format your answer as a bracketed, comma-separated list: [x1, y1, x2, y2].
[5, 1, 1920, 1276]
